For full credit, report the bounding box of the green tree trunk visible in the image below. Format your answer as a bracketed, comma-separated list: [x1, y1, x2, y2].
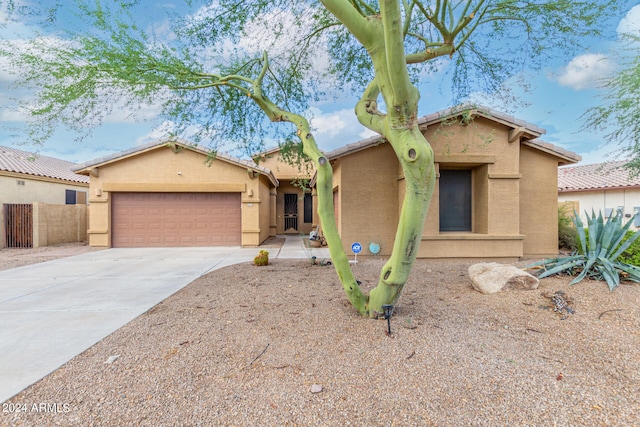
[250, 70, 369, 315]
[367, 127, 435, 315]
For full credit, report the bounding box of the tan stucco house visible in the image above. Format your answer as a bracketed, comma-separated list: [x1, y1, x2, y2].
[1, 145, 89, 248]
[73, 140, 278, 248]
[558, 161, 640, 230]
[321, 105, 581, 260]
[73, 105, 579, 259]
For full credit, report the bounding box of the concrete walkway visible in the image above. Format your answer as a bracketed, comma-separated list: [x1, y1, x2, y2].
[0, 235, 329, 403]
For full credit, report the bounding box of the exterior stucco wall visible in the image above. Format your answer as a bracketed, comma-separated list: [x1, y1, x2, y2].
[0, 174, 88, 205]
[519, 145, 560, 257]
[255, 151, 312, 180]
[322, 115, 567, 260]
[334, 143, 400, 256]
[32, 202, 87, 247]
[258, 176, 274, 242]
[85, 146, 272, 247]
[559, 188, 640, 231]
[418, 117, 524, 258]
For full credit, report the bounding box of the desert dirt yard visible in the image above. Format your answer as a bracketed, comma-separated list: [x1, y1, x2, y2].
[0, 243, 638, 426]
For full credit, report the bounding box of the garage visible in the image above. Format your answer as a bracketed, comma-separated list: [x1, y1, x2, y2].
[111, 192, 241, 247]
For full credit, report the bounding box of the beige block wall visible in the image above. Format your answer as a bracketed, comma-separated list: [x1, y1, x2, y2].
[519, 145, 560, 257]
[319, 116, 563, 260]
[424, 116, 520, 173]
[487, 178, 520, 234]
[418, 118, 525, 258]
[255, 150, 313, 180]
[32, 202, 88, 247]
[473, 164, 490, 234]
[336, 144, 400, 256]
[85, 146, 272, 247]
[258, 176, 274, 242]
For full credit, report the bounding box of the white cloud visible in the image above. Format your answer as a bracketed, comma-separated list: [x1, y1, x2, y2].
[554, 53, 614, 90]
[103, 95, 166, 124]
[308, 108, 348, 138]
[306, 107, 382, 152]
[617, 5, 640, 36]
[136, 120, 177, 144]
[0, 104, 26, 122]
[359, 127, 378, 140]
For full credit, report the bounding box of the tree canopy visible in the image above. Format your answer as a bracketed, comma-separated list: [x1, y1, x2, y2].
[583, 33, 640, 174]
[1, 0, 622, 152]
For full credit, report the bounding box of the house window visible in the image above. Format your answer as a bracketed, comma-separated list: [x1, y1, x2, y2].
[65, 189, 77, 205]
[439, 169, 472, 232]
[303, 193, 313, 223]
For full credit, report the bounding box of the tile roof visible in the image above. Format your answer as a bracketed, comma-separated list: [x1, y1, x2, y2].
[558, 161, 640, 192]
[325, 103, 580, 165]
[419, 103, 546, 136]
[73, 139, 279, 187]
[0, 145, 89, 184]
[522, 139, 581, 165]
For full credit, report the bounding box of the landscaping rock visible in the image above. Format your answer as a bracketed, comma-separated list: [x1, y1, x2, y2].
[468, 262, 539, 294]
[310, 384, 323, 393]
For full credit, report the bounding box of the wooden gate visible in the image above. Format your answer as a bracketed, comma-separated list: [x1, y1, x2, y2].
[4, 204, 33, 248]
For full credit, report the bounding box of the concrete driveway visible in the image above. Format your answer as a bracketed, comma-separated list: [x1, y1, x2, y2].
[0, 237, 329, 403]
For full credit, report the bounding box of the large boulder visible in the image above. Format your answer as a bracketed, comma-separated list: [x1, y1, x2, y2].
[468, 262, 539, 294]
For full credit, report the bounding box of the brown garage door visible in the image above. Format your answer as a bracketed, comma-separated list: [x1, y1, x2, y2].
[111, 192, 241, 247]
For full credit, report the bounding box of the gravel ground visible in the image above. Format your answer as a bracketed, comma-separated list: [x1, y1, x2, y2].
[1, 248, 639, 426]
[0, 243, 102, 271]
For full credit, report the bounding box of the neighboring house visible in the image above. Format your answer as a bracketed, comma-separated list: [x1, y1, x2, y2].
[253, 146, 315, 236]
[0, 145, 89, 248]
[558, 161, 640, 229]
[321, 105, 580, 259]
[73, 140, 279, 248]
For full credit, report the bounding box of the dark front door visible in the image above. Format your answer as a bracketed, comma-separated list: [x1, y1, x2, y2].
[439, 169, 472, 232]
[284, 193, 298, 232]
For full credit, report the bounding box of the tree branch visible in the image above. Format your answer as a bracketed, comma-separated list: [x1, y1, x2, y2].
[320, 0, 373, 45]
[380, 0, 413, 106]
[355, 78, 385, 134]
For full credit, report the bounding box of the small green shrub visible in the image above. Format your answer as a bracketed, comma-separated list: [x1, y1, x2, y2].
[254, 250, 269, 266]
[558, 206, 579, 251]
[618, 230, 640, 266]
[529, 210, 640, 290]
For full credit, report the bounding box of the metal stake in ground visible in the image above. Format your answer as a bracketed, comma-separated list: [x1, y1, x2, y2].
[382, 304, 393, 335]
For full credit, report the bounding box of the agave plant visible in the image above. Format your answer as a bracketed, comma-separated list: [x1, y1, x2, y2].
[529, 210, 640, 290]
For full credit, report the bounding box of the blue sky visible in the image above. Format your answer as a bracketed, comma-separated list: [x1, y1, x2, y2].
[1, 1, 639, 166]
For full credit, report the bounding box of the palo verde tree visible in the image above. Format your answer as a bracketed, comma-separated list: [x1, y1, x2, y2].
[0, 0, 623, 317]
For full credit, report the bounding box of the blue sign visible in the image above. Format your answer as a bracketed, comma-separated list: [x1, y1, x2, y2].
[351, 242, 362, 254]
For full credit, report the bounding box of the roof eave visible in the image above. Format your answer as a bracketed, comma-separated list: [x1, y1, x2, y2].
[73, 139, 280, 188]
[417, 104, 546, 139]
[522, 140, 581, 165]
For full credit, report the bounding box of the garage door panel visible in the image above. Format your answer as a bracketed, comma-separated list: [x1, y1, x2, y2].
[112, 192, 241, 247]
